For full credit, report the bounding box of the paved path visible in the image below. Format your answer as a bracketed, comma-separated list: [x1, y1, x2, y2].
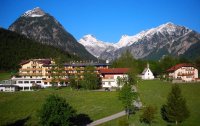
[87, 111, 126, 126]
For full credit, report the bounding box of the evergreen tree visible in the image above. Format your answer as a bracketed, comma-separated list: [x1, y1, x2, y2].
[38, 95, 76, 126]
[161, 85, 190, 125]
[140, 105, 157, 125]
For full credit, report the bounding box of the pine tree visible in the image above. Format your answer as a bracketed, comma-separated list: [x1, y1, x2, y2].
[161, 85, 189, 125]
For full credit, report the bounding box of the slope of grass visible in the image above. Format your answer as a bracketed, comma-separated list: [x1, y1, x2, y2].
[132, 80, 200, 126]
[101, 80, 200, 126]
[0, 88, 123, 125]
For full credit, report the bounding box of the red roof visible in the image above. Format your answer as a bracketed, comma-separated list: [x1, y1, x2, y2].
[166, 63, 194, 72]
[99, 68, 129, 74]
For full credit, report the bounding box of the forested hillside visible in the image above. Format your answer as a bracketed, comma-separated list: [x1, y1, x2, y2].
[0, 28, 79, 71]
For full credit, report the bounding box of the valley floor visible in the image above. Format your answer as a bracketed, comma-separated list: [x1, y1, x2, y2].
[0, 79, 200, 126]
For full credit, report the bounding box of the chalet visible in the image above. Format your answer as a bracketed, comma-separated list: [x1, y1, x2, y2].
[141, 63, 154, 80]
[167, 63, 198, 82]
[99, 68, 129, 88]
[11, 59, 54, 90]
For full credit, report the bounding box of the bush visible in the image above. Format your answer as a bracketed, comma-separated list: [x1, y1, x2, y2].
[38, 95, 76, 126]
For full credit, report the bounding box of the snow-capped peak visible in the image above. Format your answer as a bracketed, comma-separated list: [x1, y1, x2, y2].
[116, 22, 191, 48]
[79, 34, 119, 58]
[22, 7, 45, 17]
[79, 34, 118, 48]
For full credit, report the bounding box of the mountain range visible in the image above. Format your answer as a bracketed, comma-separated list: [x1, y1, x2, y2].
[3, 7, 200, 62]
[79, 23, 200, 61]
[8, 7, 96, 60]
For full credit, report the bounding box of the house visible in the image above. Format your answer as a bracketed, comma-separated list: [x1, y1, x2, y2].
[11, 59, 54, 90]
[99, 68, 129, 88]
[167, 63, 198, 82]
[141, 63, 154, 80]
[0, 85, 19, 92]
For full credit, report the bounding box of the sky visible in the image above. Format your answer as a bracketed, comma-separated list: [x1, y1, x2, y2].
[0, 0, 200, 42]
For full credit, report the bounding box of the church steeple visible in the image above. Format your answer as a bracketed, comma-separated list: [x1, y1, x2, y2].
[147, 63, 149, 68]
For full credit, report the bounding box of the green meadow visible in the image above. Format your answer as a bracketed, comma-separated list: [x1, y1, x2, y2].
[0, 88, 123, 125]
[101, 80, 200, 126]
[0, 74, 200, 126]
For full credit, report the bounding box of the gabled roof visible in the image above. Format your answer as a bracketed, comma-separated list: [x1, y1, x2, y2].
[99, 68, 129, 74]
[141, 68, 148, 75]
[166, 63, 194, 72]
[19, 59, 51, 66]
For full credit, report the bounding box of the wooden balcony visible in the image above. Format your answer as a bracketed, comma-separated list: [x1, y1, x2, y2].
[20, 68, 42, 71]
[177, 72, 194, 76]
[65, 68, 74, 70]
[45, 73, 67, 76]
[19, 73, 43, 76]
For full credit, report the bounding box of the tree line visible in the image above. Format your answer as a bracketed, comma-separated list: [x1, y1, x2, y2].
[111, 50, 200, 77]
[0, 28, 79, 71]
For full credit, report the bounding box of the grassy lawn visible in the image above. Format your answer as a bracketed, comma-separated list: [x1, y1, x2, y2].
[0, 88, 123, 125]
[101, 80, 200, 126]
[0, 72, 11, 81]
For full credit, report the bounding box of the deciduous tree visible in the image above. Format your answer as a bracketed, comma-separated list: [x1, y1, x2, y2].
[119, 84, 137, 119]
[140, 105, 157, 125]
[38, 95, 76, 126]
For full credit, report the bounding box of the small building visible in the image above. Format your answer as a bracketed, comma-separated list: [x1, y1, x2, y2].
[99, 68, 129, 88]
[141, 63, 154, 80]
[167, 63, 198, 82]
[0, 85, 19, 92]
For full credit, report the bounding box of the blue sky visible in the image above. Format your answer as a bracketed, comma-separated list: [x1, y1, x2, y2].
[0, 0, 200, 42]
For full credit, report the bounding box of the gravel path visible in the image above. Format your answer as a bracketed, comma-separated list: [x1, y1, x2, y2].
[87, 111, 126, 126]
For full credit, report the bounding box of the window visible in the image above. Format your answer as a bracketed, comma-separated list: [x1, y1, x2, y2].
[30, 81, 35, 83]
[36, 81, 41, 83]
[18, 81, 23, 84]
[44, 82, 47, 85]
[24, 81, 29, 83]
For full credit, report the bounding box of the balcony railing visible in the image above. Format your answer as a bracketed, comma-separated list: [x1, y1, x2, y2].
[20, 68, 42, 71]
[177, 72, 194, 76]
[19, 73, 43, 76]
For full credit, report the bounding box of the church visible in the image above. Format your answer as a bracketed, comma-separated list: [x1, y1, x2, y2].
[141, 63, 155, 80]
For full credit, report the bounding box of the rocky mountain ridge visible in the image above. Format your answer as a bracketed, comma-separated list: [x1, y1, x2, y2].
[79, 22, 200, 60]
[9, 7, 96, 60]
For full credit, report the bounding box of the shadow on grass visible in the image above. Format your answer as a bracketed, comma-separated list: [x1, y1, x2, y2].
[5, 116, 30, 126]
[72, 113, 93, 126]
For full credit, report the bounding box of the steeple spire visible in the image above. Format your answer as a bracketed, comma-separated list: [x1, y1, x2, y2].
[147, 63, 149, 68]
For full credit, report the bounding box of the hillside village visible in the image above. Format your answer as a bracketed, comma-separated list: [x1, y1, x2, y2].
[0, 58, 199, 92]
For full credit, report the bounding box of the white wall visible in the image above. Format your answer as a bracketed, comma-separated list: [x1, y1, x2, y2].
[102, 74, 128, 88]
[141, 68, 154, 80]
[173, 67, 198, 82]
